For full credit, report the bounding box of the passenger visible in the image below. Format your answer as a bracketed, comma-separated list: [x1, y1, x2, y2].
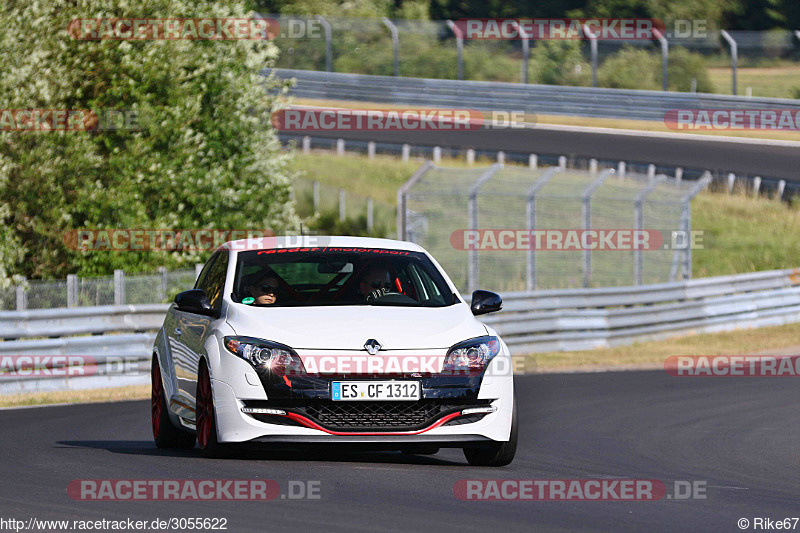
[247, 274, 281, 305]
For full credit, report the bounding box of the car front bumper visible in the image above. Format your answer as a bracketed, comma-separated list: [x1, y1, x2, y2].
[212, 374, 514, 444]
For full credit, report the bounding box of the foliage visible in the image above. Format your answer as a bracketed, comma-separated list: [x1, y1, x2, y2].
[530, 41, 592, 86]
[598, 45, 713, 92]
[0, 0, 298, 281]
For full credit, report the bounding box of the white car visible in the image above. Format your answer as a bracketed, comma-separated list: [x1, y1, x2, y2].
[151, 236, 517, 466]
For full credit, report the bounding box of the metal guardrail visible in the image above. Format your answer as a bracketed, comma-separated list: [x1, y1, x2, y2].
[269, 68, 800, 122]
[2, 268, 799, 392]
[484, 268, 800, 352]
[0, 304, 168, 340]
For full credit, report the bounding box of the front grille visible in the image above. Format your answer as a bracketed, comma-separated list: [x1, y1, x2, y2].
[296, 399, 490, 431]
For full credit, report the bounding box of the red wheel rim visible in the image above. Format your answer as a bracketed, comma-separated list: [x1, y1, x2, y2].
[197, 367, 213, 448]
[151, 359, 162, 438]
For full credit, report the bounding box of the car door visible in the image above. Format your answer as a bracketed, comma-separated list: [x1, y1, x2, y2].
[168, 253, 218, 421]
[179, 250, 228, 417]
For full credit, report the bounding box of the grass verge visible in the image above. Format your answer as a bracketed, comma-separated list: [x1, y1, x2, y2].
[524, 322, 800, 372]
[707, 66, 800, 99]
[290, 152, 800, 279]
[0, 385, 149, 408]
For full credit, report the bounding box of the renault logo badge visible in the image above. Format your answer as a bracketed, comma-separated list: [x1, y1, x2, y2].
[364, 339, 382, 355]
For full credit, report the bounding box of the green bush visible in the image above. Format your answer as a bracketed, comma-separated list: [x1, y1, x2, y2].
[0, 0, 298, 280]
[530, 41, 592, 86]
[598, 46, 661, 90]
[668, 47, 715, 93]
[599, 45, 713, 92]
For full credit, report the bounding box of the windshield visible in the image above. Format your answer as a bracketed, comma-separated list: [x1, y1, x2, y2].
[232, 247, 456, 308]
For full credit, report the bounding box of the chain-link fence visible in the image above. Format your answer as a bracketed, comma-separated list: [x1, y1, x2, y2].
[4, 268, 199, 311]
[399, 162, 709, 293]
[266, 15, 800, 97]
[293, 177, 395, 236]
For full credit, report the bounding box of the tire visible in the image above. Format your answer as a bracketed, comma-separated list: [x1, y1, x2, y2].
[151, 356, 195, 449]
[196, 362, 228, 458]
[401, 446, 440, 456]
[463, 402, 518, 467]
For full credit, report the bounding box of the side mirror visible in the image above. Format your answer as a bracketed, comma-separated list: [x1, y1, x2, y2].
[174, 289, 218, 317]
[470, 290, 502, 316]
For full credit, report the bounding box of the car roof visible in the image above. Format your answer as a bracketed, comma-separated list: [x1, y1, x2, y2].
[223, 235, 426, 253]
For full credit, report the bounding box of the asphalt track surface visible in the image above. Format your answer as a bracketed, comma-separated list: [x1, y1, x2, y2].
[2, 371, 798, 532]
[298, 127, 800, 182]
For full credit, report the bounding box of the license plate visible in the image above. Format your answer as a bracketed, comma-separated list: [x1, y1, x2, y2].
[331, 381, 421, 401]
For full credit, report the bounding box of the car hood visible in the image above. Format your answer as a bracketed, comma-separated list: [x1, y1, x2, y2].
[225, 302, 486, 351]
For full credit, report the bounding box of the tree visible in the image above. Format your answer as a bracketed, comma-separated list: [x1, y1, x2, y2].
[0, 0, 298, 281]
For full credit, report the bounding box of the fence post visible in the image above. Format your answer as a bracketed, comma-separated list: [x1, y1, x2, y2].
[654, 28, 669, 91]
[446, 21, 464, 80]
[302, 135, 311, 154]
[777, 180, 786, 200]
[67, 274, 77, 308]
[497, 151, 505, 164]
[367, 197, 374, 231]
[727, 173, 735, 193]
[316, 15, 333, 72]
[381, 17, 400, 77]
[647, 164, 656, 181]
[339, 189, 346, 222]
[158, 266, 168, 302]
[433, 146, 441, 163]
[558, 156, 567, 170]
[467, 164, 502, 294]
[634, 175, 666, 285]
[401, 143, 410, 162]
[114, 269, 125, 306]
[675, 167, 683, 184]
[336, 138, 345, 156]
[617, 161, 626, 178]
[513, 21, 530, 84]
[397, 161, 434, 240]
[581, 169, 613, 287]
[584, 23, 598, 87]
[670, 172, 712, 281]
[466, 148, 475, 165]
[367, 141, 376, 159]
[313, 181, 320, 214]
[529, 154, 537, 169]
[526, 167, 560, 291]
[720, 30, 738, 95]
[752, 176, 761, 196]
[589, 158, 598, 176]
[15, 277, 27, 311]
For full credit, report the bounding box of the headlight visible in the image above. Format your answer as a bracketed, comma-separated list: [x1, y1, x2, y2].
[224, 336, 305, 376]
[442, 336, 501, 374]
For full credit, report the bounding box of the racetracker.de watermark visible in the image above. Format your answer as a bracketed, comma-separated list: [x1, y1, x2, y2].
[0, 355, 147, 379]
[453, 18, 666, 40]
[274, 354, 518, 378]
[271, 108, 528, 132]
[0, 109, 139, 132]
[66, 480, 323, 500]
[68, 18, 279, 40]
[450, 229, 704, 251]
[63, 229, 277, 252]
[665, 355, 800, 377]
[665, 109, 800, 131]
[453, 479, 706, 500]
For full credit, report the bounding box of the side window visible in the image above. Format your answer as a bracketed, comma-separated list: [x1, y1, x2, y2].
[197, 252, 228, 311]
[194, 254, 218, 291]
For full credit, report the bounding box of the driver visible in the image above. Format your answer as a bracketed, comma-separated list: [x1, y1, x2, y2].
[359, 266, 394, 302]
[247, 272, 281, 305]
